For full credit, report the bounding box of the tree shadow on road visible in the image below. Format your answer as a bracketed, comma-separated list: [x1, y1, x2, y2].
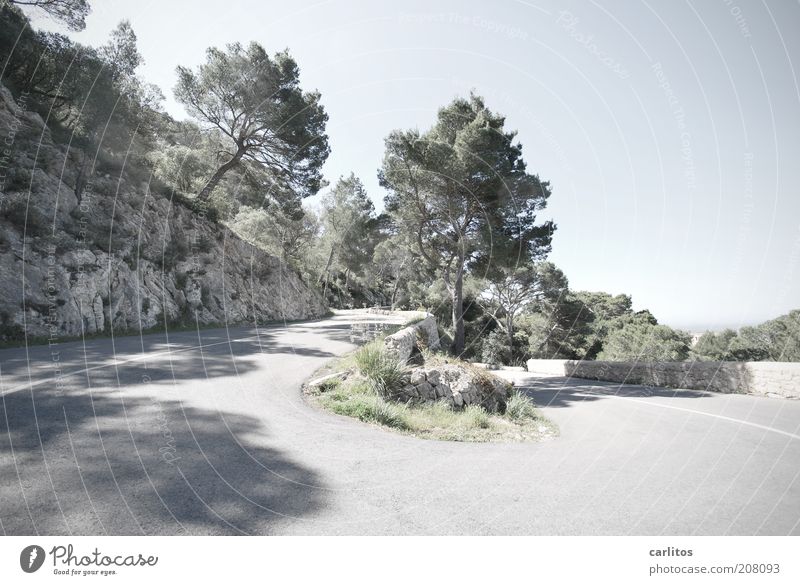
[516, 376, 711, 409]
[0, 385, 326, 535]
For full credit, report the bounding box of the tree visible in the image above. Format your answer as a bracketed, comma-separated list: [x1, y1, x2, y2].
[10, 0, 90, 31]
[523, 291, 592, 360]
[380, 94, 553, 354]
[479, 261, 565, 363]
[174, 42, 329, 203]
[100, 19, 142, 81]
[369, 232, 420, 309]
[315, 175, 376, 299]
[570, 291, 634, 359]
[726, 310, 800, 362]
[598, 319, 691, 362]
[229, 202, 317, 268]
[691, 329, 737, 361]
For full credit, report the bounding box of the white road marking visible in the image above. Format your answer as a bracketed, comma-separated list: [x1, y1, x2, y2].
[586, 391, 800, 441]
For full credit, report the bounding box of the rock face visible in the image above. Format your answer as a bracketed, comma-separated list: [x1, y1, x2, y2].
[395, 364, 511, 413]
[0, 85, 327, 341]
[383, 313, 440, 362]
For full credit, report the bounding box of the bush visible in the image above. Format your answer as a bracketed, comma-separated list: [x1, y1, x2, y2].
[480, 328, 510, 366]
[353, 340, 408, 397]
[172, 192, 220, 223]
[175, 272, 189, 289]
[505, 390, 539, 422]
[157, 239, 189, 271]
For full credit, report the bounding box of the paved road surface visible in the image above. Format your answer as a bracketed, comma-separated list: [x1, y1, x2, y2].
[1, 311, 798, 535]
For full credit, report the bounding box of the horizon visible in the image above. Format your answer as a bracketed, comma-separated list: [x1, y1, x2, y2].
[25, 0, 800, 331]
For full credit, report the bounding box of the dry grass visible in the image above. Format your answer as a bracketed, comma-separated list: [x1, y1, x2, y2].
[305, 345, 557, 442]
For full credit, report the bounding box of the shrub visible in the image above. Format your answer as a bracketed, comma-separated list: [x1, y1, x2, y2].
[157, 239, 189, 271]
[175, 272, 189, 289]
[172, 192, 220, 223]
[505, 390, 539, 423]
[480, 328, 510, 366]
[353, 340, 408, 397]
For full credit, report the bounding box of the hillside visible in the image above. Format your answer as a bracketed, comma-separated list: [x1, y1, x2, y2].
[0, 84, 327, 342]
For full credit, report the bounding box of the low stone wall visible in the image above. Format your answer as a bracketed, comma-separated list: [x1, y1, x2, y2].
[382, 313, 440, 363]
[526, 359, 800, 399]
[392, 364, 511, 413]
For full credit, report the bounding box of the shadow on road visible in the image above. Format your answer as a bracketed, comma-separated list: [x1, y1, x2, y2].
[0, 323, 346, 391]
[0, 384, 326, 535]
[516, 376, 710, 409]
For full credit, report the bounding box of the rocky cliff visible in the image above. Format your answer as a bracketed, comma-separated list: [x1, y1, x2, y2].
[0, 85, 327, 342]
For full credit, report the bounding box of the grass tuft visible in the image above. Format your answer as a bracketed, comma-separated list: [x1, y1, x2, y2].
[305, 343, 557, 442]
[353, 340, 408, 397]
[505, 390, 540, 422]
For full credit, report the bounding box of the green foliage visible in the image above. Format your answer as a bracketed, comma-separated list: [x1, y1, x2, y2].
[380, 93, 554, 355]
[319, 381, 411, 430]
[480, 328, 511, 366]
[100, 19, 142, 81]
[505, 390, 541, 423]
[156, 239, 189, 272]
[172, 193, 220, 223]
[1, 5, 162, 169]
[691, 329, 737, 361]
[309, 365, 554, 441]
[461, 405, 491, 429]
[151, 144, 212, 194]
[10, 0, 90, 31]
[479, 261, 569, 364]
[228, 203, 317, 269]
[598, 320, 690, 362]
[314, 174, 379, 304]
[353, 340, 408, 398]
[727, 311, 800, 362]
[175, 272, 189, 290]
[174, 42, 329, 202]
[523, 294, 591, 360]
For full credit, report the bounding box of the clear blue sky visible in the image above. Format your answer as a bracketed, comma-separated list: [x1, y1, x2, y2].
[28, 0, 800, 331]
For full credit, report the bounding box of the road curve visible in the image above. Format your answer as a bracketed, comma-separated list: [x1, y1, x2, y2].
[1, 311, 798, 535]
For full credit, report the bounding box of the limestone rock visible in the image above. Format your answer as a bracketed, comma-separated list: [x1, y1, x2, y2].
[0, 83, 327, 341]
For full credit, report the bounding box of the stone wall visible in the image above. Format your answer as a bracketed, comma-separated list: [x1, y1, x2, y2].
[382, 313, 440, 363]
[526, 359, 800, 399]
[392, 364, 511, 413]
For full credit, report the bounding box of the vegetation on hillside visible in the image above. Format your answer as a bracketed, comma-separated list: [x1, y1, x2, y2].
[1, 1, 795, 363]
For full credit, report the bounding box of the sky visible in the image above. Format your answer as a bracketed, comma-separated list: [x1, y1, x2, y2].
[26, 0, 800, 331]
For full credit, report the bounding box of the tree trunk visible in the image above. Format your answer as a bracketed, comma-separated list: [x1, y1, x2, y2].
[318, 245, 335, 300]
[451, 269, 465, 356]
[390, 276, 400, 309]
[196, 149, 244, 202]
[506, 314, 515, 364]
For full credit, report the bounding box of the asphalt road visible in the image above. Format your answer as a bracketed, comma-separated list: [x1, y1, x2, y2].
[1, 311, 798, 535]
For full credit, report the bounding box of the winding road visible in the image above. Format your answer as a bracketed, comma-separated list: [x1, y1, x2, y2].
[1, 310, 798, 535]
